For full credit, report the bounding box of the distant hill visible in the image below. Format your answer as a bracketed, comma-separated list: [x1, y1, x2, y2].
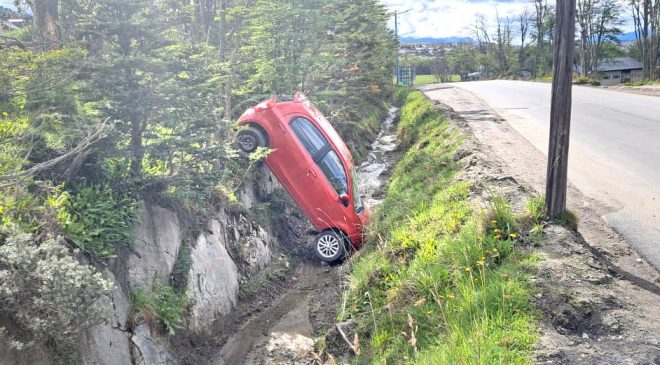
[400, 36, 472, 44]
[618, 31, 637, 42]
[402, 32, 637, 44]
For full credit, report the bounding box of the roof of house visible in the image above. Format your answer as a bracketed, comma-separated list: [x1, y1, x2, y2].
[596, 57, 643, 72]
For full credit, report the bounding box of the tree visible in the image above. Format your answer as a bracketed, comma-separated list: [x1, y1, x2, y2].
[577, 0, 624, 76]
[630, 0, 659, 79]
[518, 7, 532, 75]
[494, 8, 513, 77]
[533, 0, 549, 77]
[27, 0, 61, 47]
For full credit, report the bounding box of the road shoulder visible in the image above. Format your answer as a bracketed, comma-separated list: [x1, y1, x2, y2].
[422, 84, 660, 364]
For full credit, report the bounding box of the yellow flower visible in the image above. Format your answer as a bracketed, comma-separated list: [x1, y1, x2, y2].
[492, 248, 498, 253]
[2, 112, 7, 117]
[491, 220, 497, 225]
[426, 310, 433, 315]
[464, 267, 471, 272]
[493, 228, 501, 233]
[448, 294, 455, 300]
[476, 260, 485, 266]
[509, 233, 518, 239]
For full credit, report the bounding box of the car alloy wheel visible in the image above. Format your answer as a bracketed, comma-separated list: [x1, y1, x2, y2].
[314, 230, 346, 263]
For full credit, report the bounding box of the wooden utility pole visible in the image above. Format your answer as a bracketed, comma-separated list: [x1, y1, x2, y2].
[546, 0, 576, 217]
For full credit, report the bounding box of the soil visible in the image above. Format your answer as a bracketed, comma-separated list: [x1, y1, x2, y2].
[177, 85, 660, 364]
[602, 83, 660, 98]
[422, 84, 660, 364]
[170, 107, 404, 365]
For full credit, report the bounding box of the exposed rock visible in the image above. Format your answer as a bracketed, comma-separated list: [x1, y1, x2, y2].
[80, 269, 132, 365]
[186, 219, 241, 332]
[130, 204, 182, 287]
[131, 323, 177, 365]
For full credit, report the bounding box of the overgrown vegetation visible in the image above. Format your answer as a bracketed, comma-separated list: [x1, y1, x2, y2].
[133, 284, 189, 336]
[336, 92, 539, 364]
[0, 228, 112, 363]
[0, 0, 396, 358]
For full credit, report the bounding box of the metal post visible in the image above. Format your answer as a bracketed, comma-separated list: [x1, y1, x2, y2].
[395, 10, 399, 85]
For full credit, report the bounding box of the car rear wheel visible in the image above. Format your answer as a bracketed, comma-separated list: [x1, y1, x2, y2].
[235, 127, 267, 156]
[314, 230, 346, 263]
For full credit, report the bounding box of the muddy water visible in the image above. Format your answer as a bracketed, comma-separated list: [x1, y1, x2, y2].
[357, 106, 399, 208]
[212, 106, 400, 365]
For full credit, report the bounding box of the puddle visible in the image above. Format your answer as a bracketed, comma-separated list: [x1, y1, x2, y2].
[358, 106, 400, 208]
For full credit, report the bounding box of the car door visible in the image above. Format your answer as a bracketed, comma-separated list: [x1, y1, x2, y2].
[289, 116, 350, 230]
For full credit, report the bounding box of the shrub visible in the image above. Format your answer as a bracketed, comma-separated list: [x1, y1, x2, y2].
[0, 227, 112, 362]
[61, 186, 137, 258]
[133, 284, 188, 336]
[573, 76, 600, 86]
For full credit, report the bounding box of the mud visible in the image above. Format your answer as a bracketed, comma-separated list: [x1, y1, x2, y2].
[422, 85, 660, 365]
[200, 106, 402, 365]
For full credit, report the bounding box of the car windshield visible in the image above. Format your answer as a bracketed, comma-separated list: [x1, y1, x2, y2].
[351, 168, 364, 213]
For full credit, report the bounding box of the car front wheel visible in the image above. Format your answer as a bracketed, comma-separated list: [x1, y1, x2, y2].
[314, 230, 346, 263]
[235, 127, 267, 156]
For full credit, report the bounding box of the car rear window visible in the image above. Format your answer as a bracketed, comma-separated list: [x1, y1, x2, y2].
[318, 150, 348, 196]
[290, 117, 328, 156]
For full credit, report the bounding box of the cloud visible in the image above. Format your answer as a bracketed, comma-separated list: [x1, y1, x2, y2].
[383, 0, 531, 38]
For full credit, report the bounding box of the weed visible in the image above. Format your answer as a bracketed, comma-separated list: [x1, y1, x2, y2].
[337, 91, 538, 364]
[133, 284, 188, 336]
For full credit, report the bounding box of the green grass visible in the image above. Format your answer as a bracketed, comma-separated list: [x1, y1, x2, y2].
[133, 284, 188, 336]
[413, 74, 461, 86]
[337, 91, 538, 364]
[415, 74, 439, 86]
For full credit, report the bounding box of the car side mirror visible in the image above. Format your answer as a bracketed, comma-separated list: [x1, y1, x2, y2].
[339, 193, 350, 207]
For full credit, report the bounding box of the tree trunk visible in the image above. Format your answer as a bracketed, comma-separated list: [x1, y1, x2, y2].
[546, 0, 576, 217]
[31, 0, 61, 47]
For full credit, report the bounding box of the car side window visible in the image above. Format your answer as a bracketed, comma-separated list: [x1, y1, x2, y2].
[318, 150, 348, 195]
[290, 117, 328, 156]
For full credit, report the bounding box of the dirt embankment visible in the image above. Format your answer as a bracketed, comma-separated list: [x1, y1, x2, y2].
[423, 85, 660, 364]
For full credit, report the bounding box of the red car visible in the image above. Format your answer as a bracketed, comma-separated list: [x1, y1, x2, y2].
[235, 93, 370, 262]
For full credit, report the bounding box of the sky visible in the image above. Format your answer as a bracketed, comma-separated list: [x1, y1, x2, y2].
[381, 0, 634, 39]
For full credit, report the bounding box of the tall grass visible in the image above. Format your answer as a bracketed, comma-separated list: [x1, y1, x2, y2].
[339, 92, 538, 364]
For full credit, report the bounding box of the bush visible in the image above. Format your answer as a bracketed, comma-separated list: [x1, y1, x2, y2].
[573, 76, 600, 86]
[0, 228, 112, 362]
[133, 284, 188, 336]
[61, 186, 138, 258]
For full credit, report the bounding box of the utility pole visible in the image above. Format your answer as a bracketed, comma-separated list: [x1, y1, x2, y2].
[545, 0, 576, 217]
[393, 9, 411, 86]
[395, 10, 399, 85]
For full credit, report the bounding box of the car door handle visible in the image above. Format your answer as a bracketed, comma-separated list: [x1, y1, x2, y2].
[307, 168, 317, 178]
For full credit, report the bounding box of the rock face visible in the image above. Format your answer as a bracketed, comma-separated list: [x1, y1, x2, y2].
[76, 164, 283, 364]
[186, 218, 241, 332]
[0, 164, 284, 364]
[130, 204, 183, 286]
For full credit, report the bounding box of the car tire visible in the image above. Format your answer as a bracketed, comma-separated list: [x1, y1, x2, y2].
[235, 127, 267, 156]
[314, 230, 346, 263]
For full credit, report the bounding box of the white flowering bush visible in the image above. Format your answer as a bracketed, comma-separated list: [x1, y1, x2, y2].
[0, 227, 112, 361]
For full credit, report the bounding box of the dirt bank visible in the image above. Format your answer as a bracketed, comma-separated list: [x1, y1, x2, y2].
[422, 84, 660, 364]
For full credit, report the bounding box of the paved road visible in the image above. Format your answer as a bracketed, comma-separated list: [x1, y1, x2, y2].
[449, 80, 660, 270]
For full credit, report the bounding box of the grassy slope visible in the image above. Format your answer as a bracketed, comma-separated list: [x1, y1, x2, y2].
[339, 91, 538, 364]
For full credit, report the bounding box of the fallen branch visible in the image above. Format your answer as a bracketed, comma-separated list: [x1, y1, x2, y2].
[335, 323, 358, 354]
[0, 118, 111, 187]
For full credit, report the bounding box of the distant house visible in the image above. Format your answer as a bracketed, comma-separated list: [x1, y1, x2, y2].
[578, 57, 644, 85]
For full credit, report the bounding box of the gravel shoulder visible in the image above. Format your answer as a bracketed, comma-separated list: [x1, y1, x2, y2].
[422, 84, 660, 364]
